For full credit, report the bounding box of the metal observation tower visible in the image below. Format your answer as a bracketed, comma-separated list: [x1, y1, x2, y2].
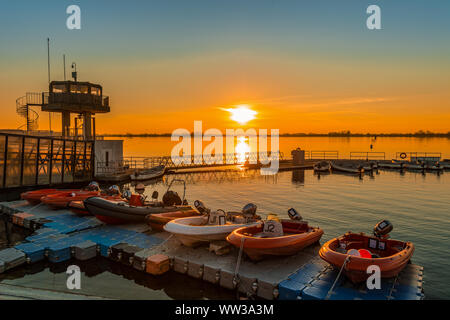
[16, 72, 110, 139]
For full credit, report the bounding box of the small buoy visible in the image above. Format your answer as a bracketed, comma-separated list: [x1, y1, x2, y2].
[358, 249, 372, 258]
[347, 249, 360, 257]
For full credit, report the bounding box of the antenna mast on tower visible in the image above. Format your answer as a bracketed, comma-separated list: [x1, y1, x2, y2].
[47, 38, 52, 132]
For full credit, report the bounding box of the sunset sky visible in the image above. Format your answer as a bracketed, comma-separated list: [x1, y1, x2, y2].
[1, 0, 449, 134]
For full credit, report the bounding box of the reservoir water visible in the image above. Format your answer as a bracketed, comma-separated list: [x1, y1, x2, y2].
[1, 168, 449, 299]
[114, 136, 450, 159]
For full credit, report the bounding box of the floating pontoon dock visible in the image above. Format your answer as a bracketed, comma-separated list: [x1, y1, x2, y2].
[0, 200, 424, 300]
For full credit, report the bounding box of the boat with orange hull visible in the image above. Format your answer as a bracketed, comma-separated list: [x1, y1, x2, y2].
[68, 200, 89, 215]
[227, 220, 324, 261]
[21, 189, 78, 206]
[41, 190, 101, 209]
[146, 210, 201, 231]
[319, 231, 414, 283]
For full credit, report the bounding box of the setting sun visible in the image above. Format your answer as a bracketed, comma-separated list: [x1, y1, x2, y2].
[225, 105, 257, 124]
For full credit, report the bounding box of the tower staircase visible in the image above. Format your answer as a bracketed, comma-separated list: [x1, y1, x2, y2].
[16, 93, 42, 131]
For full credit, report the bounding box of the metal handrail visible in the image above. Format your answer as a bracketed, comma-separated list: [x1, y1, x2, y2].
[350, 152, 385, 160]
[307, 151, 339, 160]
[395, 152, 441, 161]
[95, 151, 284, 173]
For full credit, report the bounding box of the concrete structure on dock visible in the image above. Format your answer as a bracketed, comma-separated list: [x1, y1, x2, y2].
[94, 140, 124, 177]
[0, 200, 424, 300]
[291, 148, 306, 166]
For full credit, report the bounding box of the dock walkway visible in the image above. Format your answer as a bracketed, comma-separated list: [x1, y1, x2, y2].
[0, 200, 424, 300]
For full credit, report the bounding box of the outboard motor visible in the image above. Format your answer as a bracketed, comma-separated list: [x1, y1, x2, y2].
[108, 185, 120, 196]
[151, 191, 159, 201]
[242, 203, 257, 221]
[135, 183, 145, 195]
[122, 189, 132, 200]
[208, 209, 227, 225]
[194, 200, 209, 214]
[162, 190, 182, 206]
[374, 220, 393, 238]
[86, 181, 100, 191]
[287, 208, 302, 221]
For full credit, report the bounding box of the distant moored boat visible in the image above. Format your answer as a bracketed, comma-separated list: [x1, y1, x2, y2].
[130, 165, 166, 181]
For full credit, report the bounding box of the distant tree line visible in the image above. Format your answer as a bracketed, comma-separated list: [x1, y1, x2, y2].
[282, 130, 450, 137]
[102, 130, 450, 138]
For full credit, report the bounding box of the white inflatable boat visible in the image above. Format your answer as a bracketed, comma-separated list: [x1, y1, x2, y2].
[163, 201, 261, 247]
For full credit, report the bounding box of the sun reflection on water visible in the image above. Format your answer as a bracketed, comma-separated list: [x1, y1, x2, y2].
[236, 136, 250, 163]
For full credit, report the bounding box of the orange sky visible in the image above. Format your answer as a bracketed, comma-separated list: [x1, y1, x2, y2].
[1, 2, 450, 134]
[1, 50, 450, 134]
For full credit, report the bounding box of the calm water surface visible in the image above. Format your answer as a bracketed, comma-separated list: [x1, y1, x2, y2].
[113, 136, 450, 159]
[145, 169, 450, 299]
[2, 169, 448, 299]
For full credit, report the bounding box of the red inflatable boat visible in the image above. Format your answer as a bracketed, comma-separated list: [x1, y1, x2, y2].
[41, 190, 101, 209]
[21, 189, 77, 206]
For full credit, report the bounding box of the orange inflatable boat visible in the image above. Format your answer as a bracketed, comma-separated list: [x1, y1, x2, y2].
[145, 209, 201, 231]
[319, 224, 414, 283]
[226, 219, 324, 261]
[68, 200, 90, 215]
[21, 189, 77, 206]
[41, 190, 101, 209]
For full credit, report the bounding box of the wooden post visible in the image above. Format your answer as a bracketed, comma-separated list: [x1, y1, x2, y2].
[49, 139, 54, 185]
[61, 139, 66, 183]
[35, 138, 40, 185]
[19, 136, 25, 186]
[2, 135, 8, 188]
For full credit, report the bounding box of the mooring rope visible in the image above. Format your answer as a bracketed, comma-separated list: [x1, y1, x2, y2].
[234, 237, 246, 278]
[12, 202, 45, 214]
[121, 230, 174, 249]
[325, 255, 351, 300]
[387, 273, 400, 300]
[26, 202, 44, 213]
